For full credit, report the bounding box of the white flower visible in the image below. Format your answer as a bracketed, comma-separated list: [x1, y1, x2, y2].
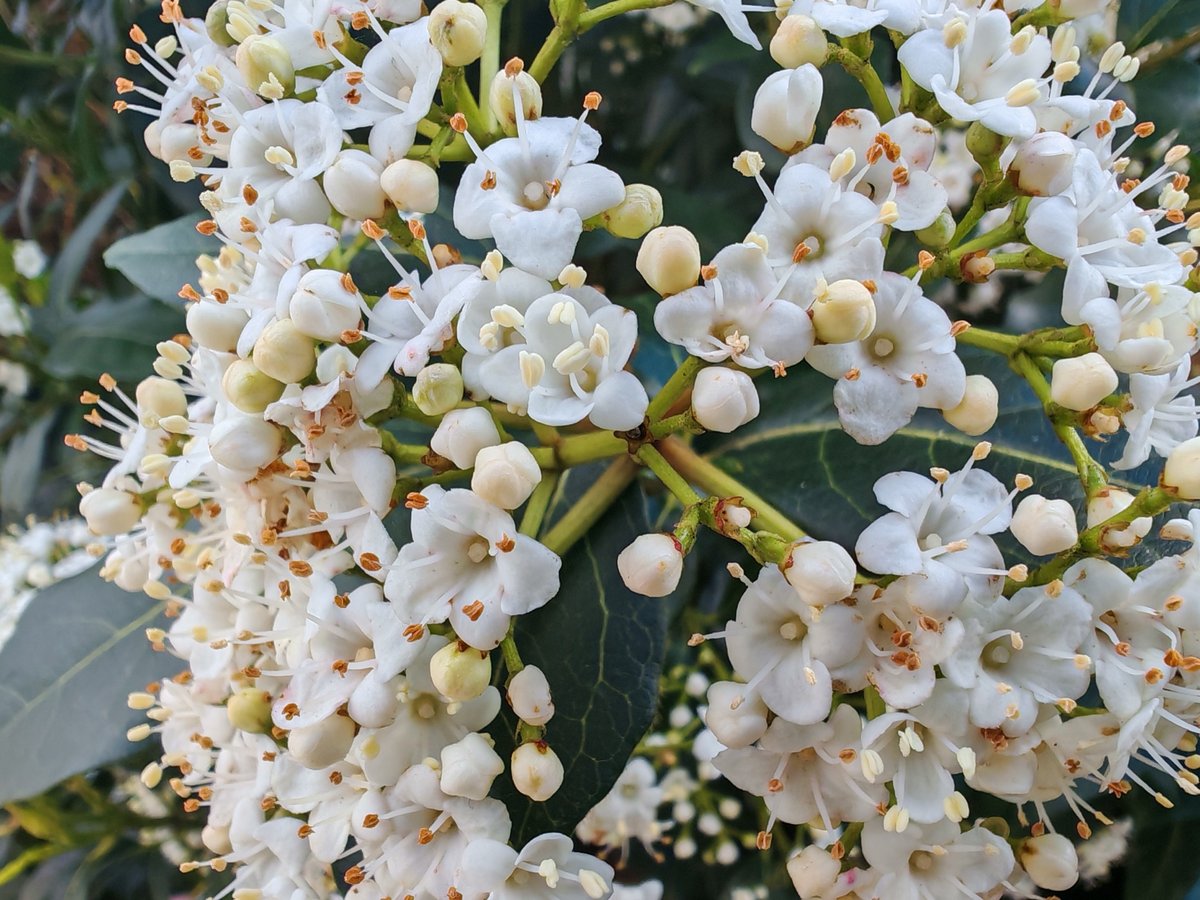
[12, 240, 46, 279]
[0, 286, 27, 336]
[576, 758, 665, 853]
[683, 0, 760, 48]
[861, 818, 1014, 898]
[787, 0, 923, 38]
[459, 833, 614, 899]
[1117, 359, 1199, 469]
[453, 116, 625, 279]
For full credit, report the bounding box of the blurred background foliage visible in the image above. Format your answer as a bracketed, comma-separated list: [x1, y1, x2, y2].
[1, 0, 1200, 897]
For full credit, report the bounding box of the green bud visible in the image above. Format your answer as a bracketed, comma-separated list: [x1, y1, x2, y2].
[236, 34, 295, 99]
[413, 363, 464, 416]
[602, 184, 664, 239]
[914, 209, 956, 248]
[227, 687, 273, 733]
[965, 121, 1007, 164]
[222, 359, 286, 413]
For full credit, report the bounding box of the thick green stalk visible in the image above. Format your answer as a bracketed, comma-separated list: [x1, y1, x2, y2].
[479, 0, 507, 132]
[636, 444, 702, 506]
[519, 473, 559, 538]
[539, 455, 638, 556]
[647, 356, 703, 421]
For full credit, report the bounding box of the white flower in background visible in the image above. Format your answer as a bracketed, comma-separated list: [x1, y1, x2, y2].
[1116, 359, 1200, 470]
[0, 285, 27, 336]
[12, 240, 46, 279]
[786, 0, 923, 37]
[459, 832, 614, 899]
[0, 359, 29, 397]
[577, 758, 666, 853]
[860, 818, 1014, 897]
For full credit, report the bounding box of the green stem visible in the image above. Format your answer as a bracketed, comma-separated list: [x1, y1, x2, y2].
[955, 326, 1019, 356]
[578, 0, 675, 28]
[529, 0, 675, 82]
[479, 0, 507, 132]
[828, 46, 895, 122]
[380, 431, 433, 465]
[539, 455, 638, 555]
[637, 444, 702, 506]
[647, 356, 704, 421]
[650, 410, 703, 439]
[519, 473, 559, 538]
[864, 685, 886, 719]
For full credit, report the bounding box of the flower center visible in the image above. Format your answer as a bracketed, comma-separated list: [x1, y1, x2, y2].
[413, 695, 439, 719]
[522, 181, 550, 210]
[779, 617, 808, 642]
[467, 537, 490, 563]
[873, 336, 896, 358]
[983, 637, 1013, 668]
[911, 850, 936, 872]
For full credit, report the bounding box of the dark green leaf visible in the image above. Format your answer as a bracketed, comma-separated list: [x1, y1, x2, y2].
[102, 214, 215, 305]
[0, 567, 171, 804]
[39, 295, 185, 382]
[1130, 61, 1200, 147]
[1118, 0, 1200, 49]
[490, 485, 667, 844]
[0, 411, 55, 519]
[45, 180, 129, 315]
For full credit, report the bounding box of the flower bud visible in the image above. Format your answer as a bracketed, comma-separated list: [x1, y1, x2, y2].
[226, 687, 273, 733]
[490, 66, 543, 134]
[286, 715, 356, 770]
[440, 732, 504, 800]
[429, 641, 492, 700]
[346, 671, 400, 728]
[942, 374, 999, 435]
[1087, 487, 1152, 550]
[751, 65, 823, 153]
[80, 487, 141, 535]
[381, 159, 441, 214]
[430, 407, 501, 469]
[222, 359, 285, 413]
[705, 682, 768, 747]
[324, 149, 386, 221]
[235, 34, 295, 98]
[617, 533, 684, 597]
[1165, 437, 1200, 500]
[1019, 832, 1079, 891]
[511, 741, 564, 801]
[771, 15, 827, 69]
[202, 823, 233, 856]
[691, 367, 760, 433]
[787, 845, 841, 899]
[812, 279, 876, 343]
[1010, 132, 1077, 197]
[159, 122, 211, 166]
[315, 344, 357, 384]
[428, 0, 488, 66]
[783, 540, 856, 605]
[252, 318, 317, 384]
[965, 120, 1007, 161]
[508, 665, 554, 726]
[636, 226, 701, 296]
[412, 363, 464, 415]
[472, 441, 542, 509]
[187, 301, 248, 352]
[1050, 353, 1118, 411]
[914, 209, 956, 248]
[208, 415, 283, 471]
[204, 1, 237, 47]
[289, 269, 363, 341]
[602, 184, 664, 239]
[1011, 494, 1078, 555]
[136, 376, 187, 423]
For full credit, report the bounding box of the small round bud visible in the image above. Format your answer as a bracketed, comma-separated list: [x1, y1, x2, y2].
[204, 1, 237, 47]
[226, 687, 273, 733]
[617, 533, 684, 597]
[160, 122, 211, 166]
[252, 318, 317, 384]
[136, 376, 187, 422]
[471, 441, 542, 509]
[1019, 832, 1079, 891]
[811, 279, 877, 344]
[942, 374, 999, 435]
[1050, 353, 1118, 411]
[222, 359, 285, 414]
[1011, 494, 1078, 555]
[787, 845, 841, 899]
[751, 65, 823, 153]
[636, 226, 701, 296]
[346, 670, 400, 728]
[771, 15, 827, 69]
[783, 540, 856, 605]
[490, 65, 543, 134]
[381, 159, 441, 214]
[202, 823, 232, 856]
[235, 34, 295, 98]
[440, 732, 504, 800]
[511, 741, 564, 801]
[601, 184, 664, 239]
[914, 209, 956, 248]
[286, 715, 356, 770]
[80, 487, 141, 535]
[1010, 132, 1077, 197]
[412, 363, 464, 415]
[691, 367, 760, 433]
[1087, 488, 1152, 550]
[965, 120, 1007, 161]
[187, 302, 248, 352]
[431, 407, 501, 469]
[323, 150, 386, 221]
[428, 0, 488, 67]
[1165, 437, 1200, 500]
[429, 641, 492, 700]
[208, 415, 283, 471]
[705, 682, 769, 748]
[507, 665, 554, 726]
[289, 269, 363, 341]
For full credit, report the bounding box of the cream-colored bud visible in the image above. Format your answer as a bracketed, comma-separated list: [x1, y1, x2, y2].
[204, 1, 237, 47]
[430, 407, 501, 469]
[381, 159, 441, 214]
[286, 715, 356, 770]
[942, 374, 998, 435]
[1019, 833, 1079, 891]
[636, 225, 701, 296]
[136, 376, 187, 422]
[323, 149, 386, 221]
[1087, 487, 1152, 550]
[751, 65, 823, 153]
[490, 67, 543, 134]
[511, 741, 564, 802]
[811, 279, 876, 344]
[691, 367, 760, 433]
[617, 533, 684, 597]
[235, 34, 294, 98]
[208, 415, 283, 471]
[1010, 132, 1077, 196]
[1011, 494, 1078, 555]
[1050, 353, 1118, 411]
[1165, 437, 1200, 500]
[787, 845, 841, 899]
[507, 665, 554, 726]
[771, 15, 827, 69]
[472, 441, 542, 509]
[187, 301, 248, 352]
[80, 487, 141, 536]
[412, 363, 464, 415]
[783, 540, 856, 605]
[428, 0, 488, 66]
[226, 687, 273, 733]
[430, 641, 492, 701]
[440, 732, 504, 800]
[289, 269, 362, 341]
[602, 184, 664, 239]
[222, 359, 285, 414]
[252, 318, 317, 384]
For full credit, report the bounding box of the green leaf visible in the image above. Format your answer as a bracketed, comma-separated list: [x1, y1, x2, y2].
[0, 411, 55, 520]
[39, 295, 185, 382]
[45, 180, 129, 317]
[1118, 0, 1200, 49]
[1131, 61, 1200, 147]
[489, 483, 667, 845]
[0, 567, 171, 804]
[102, 214, 216, 305]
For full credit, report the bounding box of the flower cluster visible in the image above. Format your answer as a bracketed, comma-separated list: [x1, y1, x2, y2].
[0, 517, 93, 649]
[69, 0, 1200, 896]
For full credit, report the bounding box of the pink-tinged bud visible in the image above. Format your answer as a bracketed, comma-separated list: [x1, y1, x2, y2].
[617, 533, 684, 597]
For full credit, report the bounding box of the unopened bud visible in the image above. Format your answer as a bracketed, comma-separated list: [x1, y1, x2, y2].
[222, 359, 285, 413]
[1011, 494, 1078, 555]
[636, 226, 701, 296]
[430, 407, 501, 469]
[942, 374, 998, 435]
[324, 150, 386, 221]
[787, 845, 841, 899]
[602, 184, 664, 239]
[208, 415, 283, 471]
[252, 318, 317, 384]
[136, 376, 187, 422]
[770, 15, 827, 69]
[428, 0, 488, 66]
[187, 302, 249, 353]
[812, 279, 876, 343]
[204, 1, 237, 47]
[289, 269, 363, 341]
[1165, 437, 1200, 500]
[511, 741, 564, 801]
[1010, 132, 1077, 196]
[691, 367, 760, 433]
[914, 209, 956, 248]
[235, 35, 295, 99]
[1087, 488, 1152, 549]
[705, 681, 768, 747]
[751, 65, 823, 153]
[80, 487, 141, 535]
[1020, 832, 1080, 891]
[412, 363, 464, 415]
[783, 540, 856, 605]
[508, 665, 554, 726]
[490, 66, 543, 134]
[440, 732, 504, 800]
[471, 441, 542, 509]
[381, 159, 441, 214]
[617, 533, 684, 597]
[430, 641, 492, 700]
[1050, 353, 1118, 411]
[227, 687, 273, 733]
[286, 715, 356, 770]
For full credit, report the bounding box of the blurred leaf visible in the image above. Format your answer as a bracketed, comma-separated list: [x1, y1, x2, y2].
[0, 411, 55, 519]
[44, 181, 128, 315]
[1118, 0, 1200, 49]
[39, 295, 185, 382]
[490, 485, 667, 845]
[0, 567, 170, 804]
[102, 214, 215, 305]
[1130, 61, 1200, 147]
